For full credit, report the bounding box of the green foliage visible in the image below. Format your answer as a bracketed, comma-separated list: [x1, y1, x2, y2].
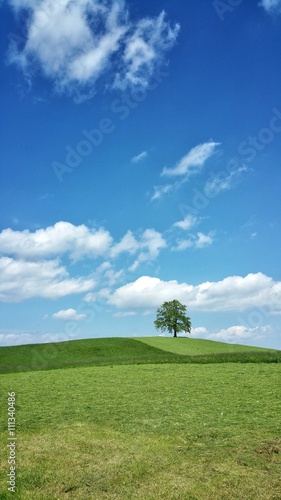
[154, 299, 192, 337]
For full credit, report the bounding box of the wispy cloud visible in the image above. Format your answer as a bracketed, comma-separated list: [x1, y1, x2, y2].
[114, 11, 180, 90]
[113, 311, 137, 318]
[7, 0, 179, 100]
[52, 309, 87, 321]
[204, 165, 248, 197]
[150, 184, 174, 201]
[131, 151, 147, 163]
[260, 0, 281, 13]
[172, 232, 214, 251]
[151, 141, 221, 201]
[161, 141, 220, 177]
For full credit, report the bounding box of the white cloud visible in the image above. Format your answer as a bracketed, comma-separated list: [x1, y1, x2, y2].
[204, 165, 248, 197]
[0, 330, 35, 346]
[7, 0, 179, 99]
[173, 215, 201, 231]
[189, 324, 273, 344]
[108, 273, 281, 314]
[0, 221, 169, 303]
[207, 325, 272, 342]
[110, 230, 139, 258]
[114, 11, 180, 90]
[161, 141, 220, 177]
[83, 292, 98, 303]
[0, 222, 113, 261]
[52, 308, 87, 321]
[113, 311, 137, 318]
[128, 229, 166, 271]
[131, 151, 147, 163]
[172, 232, 214, 251]
[110, 228, 166, 270]
[0, 328, 78, 346]
[196, 232, 214, 248]
[260, 0, 281, 13]
[0, 257, 95, 302]
[191, 327, 208, 336]
[151, 184, 174, 201]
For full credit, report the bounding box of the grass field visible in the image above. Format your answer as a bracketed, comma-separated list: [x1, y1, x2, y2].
[0, 337, 280, 499]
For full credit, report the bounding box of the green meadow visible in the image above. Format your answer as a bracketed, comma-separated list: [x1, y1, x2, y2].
[0, 337, 280, 499]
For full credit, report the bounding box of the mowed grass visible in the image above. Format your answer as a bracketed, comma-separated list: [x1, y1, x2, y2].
[1, 361, 281, 499]
[0, 337, 280, 374]
[136, 336, 270, 355]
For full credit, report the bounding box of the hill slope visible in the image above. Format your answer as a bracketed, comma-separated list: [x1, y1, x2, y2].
[135, 337, 269, 355]
[0, 337, 280, 374]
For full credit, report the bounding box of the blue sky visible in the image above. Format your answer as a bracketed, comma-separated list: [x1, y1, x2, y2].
[0, 0, 281, 348]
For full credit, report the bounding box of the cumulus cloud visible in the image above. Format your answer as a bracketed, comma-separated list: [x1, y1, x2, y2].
[7, 0, 179, 99]
[128, 229, 167, 271]
[172, 232, 214, 251]
[131, 151, 147, 163]
[110, 228, 166, 270]
[260, 0, 281, 13]
[110, 230, 139, 258]
[108, 273, 281, 314]
[0, 223, 168, 273]
[189, 325, 273, 344]
[0, 221, 113, 261]
[52, 308, 87, 321]
[161, 141, 220, 177]
[173, 215, 201, 231]
[0, 330, 36, 346]
[0, 257, 95, 302]
[0, 221, 169, 302]
[207, 325, 272, 343]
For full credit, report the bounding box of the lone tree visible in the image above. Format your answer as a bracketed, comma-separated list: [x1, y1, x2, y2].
[154, 300, 192, 338]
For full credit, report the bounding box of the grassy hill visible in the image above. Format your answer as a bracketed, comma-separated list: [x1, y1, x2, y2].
[136, 336, 270, 355]
[0, 337, 280, 374]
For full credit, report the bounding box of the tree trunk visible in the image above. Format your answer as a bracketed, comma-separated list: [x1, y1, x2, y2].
[173, 329, 177, 337]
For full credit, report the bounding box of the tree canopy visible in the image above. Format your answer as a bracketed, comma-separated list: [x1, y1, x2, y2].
[154, 300, 192, 338]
